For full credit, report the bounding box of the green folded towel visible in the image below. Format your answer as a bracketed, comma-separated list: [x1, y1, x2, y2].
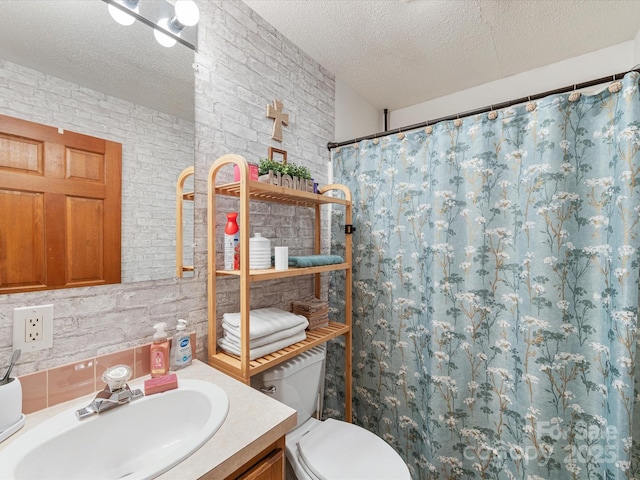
[287, 255, 344, 267]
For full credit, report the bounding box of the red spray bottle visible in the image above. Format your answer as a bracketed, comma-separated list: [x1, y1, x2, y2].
[224, 213, 240, 270]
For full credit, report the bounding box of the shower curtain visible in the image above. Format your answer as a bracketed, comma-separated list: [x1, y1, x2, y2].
[325, 72, 640, 480]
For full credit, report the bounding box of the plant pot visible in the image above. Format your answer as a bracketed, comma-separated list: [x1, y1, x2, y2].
[258, 170, 314, 192]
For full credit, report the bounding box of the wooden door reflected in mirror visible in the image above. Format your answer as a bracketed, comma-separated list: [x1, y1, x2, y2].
[0, 114, 121, 294]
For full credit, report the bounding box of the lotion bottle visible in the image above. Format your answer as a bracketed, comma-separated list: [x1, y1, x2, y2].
[170, 319, 193, 370]
[150, 322, 170, 377]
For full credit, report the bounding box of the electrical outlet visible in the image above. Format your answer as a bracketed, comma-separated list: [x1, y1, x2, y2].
[25, 316, 43, 343]
[13, 304, 53, 352]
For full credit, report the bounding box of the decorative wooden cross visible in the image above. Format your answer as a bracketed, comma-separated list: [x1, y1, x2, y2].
[266, 99, 288, 142]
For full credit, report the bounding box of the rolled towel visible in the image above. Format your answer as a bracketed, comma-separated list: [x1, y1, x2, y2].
[222, 307, 308, 340]
[218, 330, 307, 360]
[222, 319, 308, 348]
[287, 254, 344, 268]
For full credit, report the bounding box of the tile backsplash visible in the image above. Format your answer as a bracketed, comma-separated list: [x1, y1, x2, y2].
[19, 333, 195, 414]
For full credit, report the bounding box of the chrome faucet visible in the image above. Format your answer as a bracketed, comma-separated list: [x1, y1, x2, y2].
[75, 364, 144, 420]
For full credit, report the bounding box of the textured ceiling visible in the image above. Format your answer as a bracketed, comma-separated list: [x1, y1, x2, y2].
[2, 1, 640, 120]
[242, 0, 640, 110]
[0, 0, 194, 121]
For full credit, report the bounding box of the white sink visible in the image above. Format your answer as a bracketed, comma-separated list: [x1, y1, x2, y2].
[0, 379, 229, 480]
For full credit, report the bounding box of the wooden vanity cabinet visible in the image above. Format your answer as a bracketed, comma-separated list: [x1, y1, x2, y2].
[217, 438, 285, 480]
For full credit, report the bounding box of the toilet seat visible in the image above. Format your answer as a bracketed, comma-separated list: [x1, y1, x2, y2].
[295, 418, 410, 480]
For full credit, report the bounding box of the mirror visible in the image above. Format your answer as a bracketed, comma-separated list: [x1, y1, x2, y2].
[0, 0, 195, 283]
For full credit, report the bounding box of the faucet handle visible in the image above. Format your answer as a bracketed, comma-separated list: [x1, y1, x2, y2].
[102, 365, 133, 391]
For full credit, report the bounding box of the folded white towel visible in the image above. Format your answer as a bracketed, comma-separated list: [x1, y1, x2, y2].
[222, 307, 308, 340]
[223, 319, 308, 348]
[218, 330, 307, 360]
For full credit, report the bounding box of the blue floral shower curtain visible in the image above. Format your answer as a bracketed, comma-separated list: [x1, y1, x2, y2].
[325, 72, 640, 479]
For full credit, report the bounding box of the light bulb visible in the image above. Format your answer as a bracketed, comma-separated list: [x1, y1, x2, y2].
[154, 19, 177, 48]
[108, 3, 136, 26]
[175, 0, 200, 27]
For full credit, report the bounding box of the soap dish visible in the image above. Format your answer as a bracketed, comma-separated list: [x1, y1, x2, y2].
[0, 414, 25, 444]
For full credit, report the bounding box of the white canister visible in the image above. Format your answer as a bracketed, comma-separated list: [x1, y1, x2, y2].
[274, 246, 288, 270]
[0, 378, 22, 432]
[249, 233, 271, 269]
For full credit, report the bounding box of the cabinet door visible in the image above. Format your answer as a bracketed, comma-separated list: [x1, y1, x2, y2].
[236, 448, 284, 480]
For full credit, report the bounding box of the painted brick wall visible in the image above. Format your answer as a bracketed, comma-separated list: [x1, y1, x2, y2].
[0, 0, 335, 377]
[0, 59, 195, 283]
[193, 0, 336, 333]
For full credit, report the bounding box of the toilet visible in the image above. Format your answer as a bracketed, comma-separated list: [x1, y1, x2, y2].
[252, 345, 411, 480]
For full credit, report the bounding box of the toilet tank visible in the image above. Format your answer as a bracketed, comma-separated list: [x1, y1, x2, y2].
[251, 345, 326, 427]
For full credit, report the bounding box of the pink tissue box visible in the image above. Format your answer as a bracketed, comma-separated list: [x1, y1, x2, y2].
[234, 164, 259, 182]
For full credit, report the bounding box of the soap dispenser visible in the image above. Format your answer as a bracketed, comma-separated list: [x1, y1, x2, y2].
[170, 319, 192, 370]
[150, 322, 170, 378]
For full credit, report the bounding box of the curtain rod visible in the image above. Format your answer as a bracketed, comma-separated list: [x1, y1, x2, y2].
[327, 67, 640, 150]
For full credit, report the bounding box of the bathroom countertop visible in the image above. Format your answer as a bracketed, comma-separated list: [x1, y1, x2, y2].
[0, 360, 297, 479]
[157, 360, 297, 479]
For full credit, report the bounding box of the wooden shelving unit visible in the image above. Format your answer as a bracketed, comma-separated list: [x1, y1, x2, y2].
[176, 165, 195, 277]
[215, 263, 350, 281]
[207, 154, 353, 422]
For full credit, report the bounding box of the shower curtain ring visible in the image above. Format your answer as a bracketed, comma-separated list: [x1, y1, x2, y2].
[569, 85, 581, 102]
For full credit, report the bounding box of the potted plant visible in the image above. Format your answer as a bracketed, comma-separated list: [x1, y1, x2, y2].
[283, 163, 311, 180]
[258, 158, 286, 176]
[258, 158, 314, 192]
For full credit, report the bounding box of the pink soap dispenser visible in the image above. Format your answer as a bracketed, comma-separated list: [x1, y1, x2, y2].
[150, 322, 170, 378]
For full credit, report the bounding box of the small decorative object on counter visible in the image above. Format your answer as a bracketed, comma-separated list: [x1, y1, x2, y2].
[170, 319, 193, 370]
[224, 212, 240, 270]
[249, 233, 271, 269]
[150, 322, 170, 378]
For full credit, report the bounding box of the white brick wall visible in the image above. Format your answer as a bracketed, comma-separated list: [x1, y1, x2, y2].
[0, 59, 195, 283]
[0, 0, 336, 375]
[194, 0, 336, 328]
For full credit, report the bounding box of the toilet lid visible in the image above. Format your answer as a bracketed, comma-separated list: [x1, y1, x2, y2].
[297, 419, 410, 480]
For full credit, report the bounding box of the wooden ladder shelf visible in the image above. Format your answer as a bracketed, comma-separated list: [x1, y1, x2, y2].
[207, 154, 353, 422]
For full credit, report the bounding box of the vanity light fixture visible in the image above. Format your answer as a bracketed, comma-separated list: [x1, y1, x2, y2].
[174, 0, 201, 27]
[154, 0, 200, 48]
[154, 18, 178, 48]
[108, 0, 140, 26]
[102, 0, 199, 51]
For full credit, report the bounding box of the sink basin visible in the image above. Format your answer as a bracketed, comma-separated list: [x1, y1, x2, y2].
[0, 379, 229, 480]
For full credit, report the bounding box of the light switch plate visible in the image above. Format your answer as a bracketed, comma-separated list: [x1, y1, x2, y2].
[13, 304, 54, 352]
